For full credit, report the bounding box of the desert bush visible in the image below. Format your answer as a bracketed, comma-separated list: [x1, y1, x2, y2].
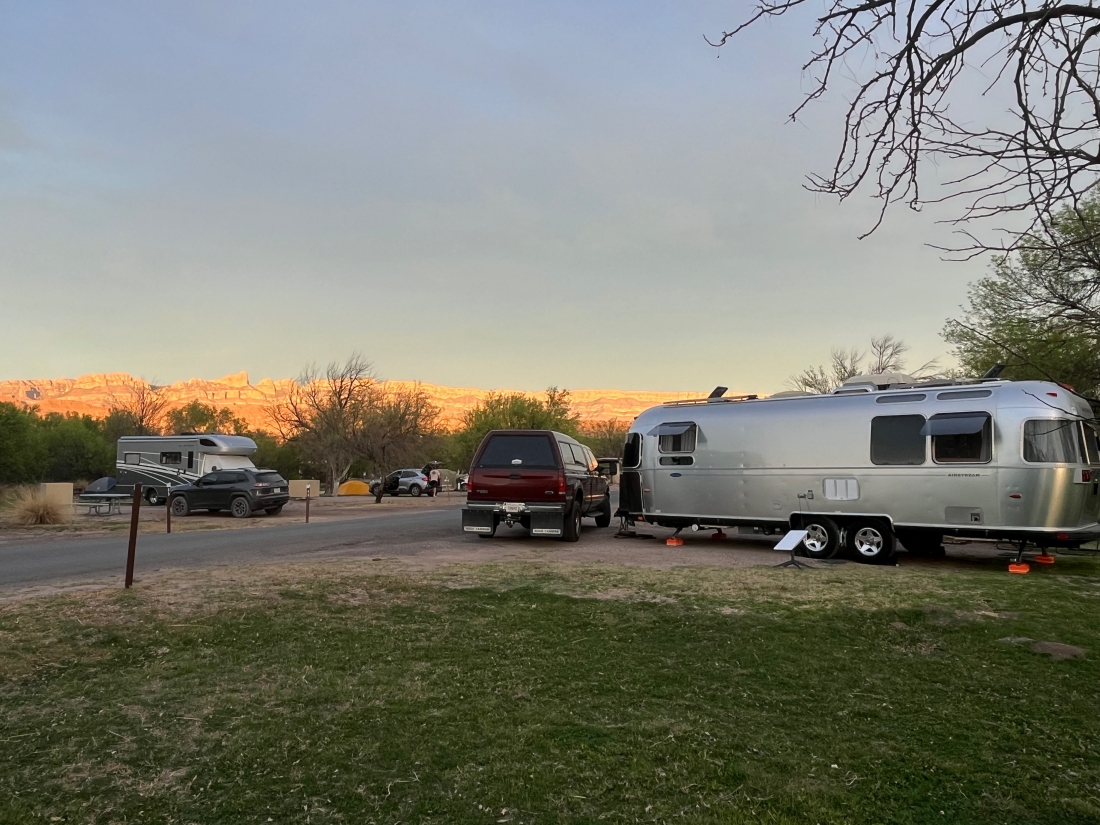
[9, 487, 69, 526]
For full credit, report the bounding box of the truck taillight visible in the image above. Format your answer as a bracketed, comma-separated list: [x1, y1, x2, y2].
[558, 474, 567, 495]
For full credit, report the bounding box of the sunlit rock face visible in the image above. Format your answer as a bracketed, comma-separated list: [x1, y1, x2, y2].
[0, 373, 733, 431]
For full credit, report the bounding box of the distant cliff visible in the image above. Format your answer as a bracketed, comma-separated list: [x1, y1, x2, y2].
[0, 372, 732, 431]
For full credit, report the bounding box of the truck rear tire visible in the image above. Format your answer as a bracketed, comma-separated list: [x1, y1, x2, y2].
[561, 499, 582, 542]
[594, 493, 612, 528]
[847, 520, 896, 564]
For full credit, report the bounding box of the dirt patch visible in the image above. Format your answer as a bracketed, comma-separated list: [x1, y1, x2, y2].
[1030, 641, 1086, 660]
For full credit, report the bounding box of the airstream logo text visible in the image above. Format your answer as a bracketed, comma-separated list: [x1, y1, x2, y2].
[947, 473, 983, 478]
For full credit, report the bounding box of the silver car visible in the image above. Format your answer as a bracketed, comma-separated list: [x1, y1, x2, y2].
[370, 468, 430, 497]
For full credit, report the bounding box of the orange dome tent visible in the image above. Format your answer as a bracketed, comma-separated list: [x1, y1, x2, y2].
[337, 479, 372, 496]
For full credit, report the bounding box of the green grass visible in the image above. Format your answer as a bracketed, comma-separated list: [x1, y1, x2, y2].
[2, 559, 1100, 824]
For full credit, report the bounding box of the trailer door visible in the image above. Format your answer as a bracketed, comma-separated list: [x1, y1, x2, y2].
[650, 422, 698, 516]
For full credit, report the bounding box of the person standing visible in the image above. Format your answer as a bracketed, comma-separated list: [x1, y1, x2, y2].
[429, 466, 441, 497]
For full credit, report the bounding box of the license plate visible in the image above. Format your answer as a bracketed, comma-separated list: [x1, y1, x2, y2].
[504, 502, 524, 513]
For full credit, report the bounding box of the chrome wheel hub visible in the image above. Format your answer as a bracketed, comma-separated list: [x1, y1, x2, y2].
[854, 527, 884, 556]
[803, 524, 829, 553]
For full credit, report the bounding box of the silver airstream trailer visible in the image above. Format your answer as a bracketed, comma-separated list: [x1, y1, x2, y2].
[617, 379, 1100, 563]
[116, 434, 259, 505]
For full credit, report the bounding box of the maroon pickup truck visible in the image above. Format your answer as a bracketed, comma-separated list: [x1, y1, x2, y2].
[462, 430, 612, 541]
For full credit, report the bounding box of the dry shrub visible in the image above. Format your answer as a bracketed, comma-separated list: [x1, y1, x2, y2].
[10, 487, 69, 526]
[72, 479, 92, 495]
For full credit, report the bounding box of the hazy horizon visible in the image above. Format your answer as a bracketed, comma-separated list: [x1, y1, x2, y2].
[0, 2, 988, 394]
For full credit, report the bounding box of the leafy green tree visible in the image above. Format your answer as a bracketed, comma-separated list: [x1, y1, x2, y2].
[944, 197, 1100, 396]
[449, 388, 581, 469]
[40, 413, 114, 481]
[577, 420, 630, 459]
[0, 404, 46, 484]
[165, 401, 247, 435]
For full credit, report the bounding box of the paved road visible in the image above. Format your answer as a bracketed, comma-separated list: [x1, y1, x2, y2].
[0, 504, 467, 590]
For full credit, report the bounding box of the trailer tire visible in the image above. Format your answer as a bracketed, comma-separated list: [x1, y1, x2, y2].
[145, 488, 162, 506]
[793, 515, 841, 559]
[594, 493, 612, 528]
[847, 519, 896, 564]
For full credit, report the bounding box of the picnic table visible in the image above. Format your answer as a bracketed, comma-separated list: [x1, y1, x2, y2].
[76, 493, 130, 516]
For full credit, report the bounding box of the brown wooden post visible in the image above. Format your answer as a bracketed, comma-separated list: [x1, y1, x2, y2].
[125, 484, 142, 588]
[165, 484, 172, 534]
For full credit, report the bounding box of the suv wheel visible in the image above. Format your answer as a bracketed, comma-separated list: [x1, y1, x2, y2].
[230, 496, 252, 519]
[561, 499, 582, 542]
[409, 484, 422, 497]
[170, 495, 190, 517]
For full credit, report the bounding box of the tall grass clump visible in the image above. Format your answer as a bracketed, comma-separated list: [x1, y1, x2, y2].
[9, 487, 69, 526]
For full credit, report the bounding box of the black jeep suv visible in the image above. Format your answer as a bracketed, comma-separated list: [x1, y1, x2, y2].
[169, 468, 290, 519]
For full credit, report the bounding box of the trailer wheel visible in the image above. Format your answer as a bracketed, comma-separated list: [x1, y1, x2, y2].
[794, 516, 841, 559]
[146, 488, 161, 506]
[847, 520, 896, 564]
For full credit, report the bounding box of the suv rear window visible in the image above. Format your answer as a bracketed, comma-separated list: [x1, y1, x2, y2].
[256, 472, 284, 483]
[476, 434, 558, 469]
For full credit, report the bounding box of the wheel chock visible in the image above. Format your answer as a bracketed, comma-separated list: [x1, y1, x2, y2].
[711, 531, 727, 541]
[1008, 562, 1030, 574]
[1034, 553, 1055, 565]
[666, 537, 684, 546]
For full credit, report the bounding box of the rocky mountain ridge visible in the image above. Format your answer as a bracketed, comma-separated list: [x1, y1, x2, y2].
[0, 372, 731, 430]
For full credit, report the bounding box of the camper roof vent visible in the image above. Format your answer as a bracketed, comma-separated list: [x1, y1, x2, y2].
[768, 390, 816, 399]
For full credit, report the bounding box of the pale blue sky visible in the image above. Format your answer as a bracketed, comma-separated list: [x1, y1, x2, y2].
[0, 1, 986, 393]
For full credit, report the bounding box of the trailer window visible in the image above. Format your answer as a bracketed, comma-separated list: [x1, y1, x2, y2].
[659, 455, 694, 466]
[623, 433, 641, 468]
[656, 422, 697, 453]
[1023, 420, 1079, 463]
[124, 453, 141, 465]
[1079, 422, 1100, 465]
[925, 413, 992, 463]
[159, 452, 182, 466]
[870, 415, 926, 465]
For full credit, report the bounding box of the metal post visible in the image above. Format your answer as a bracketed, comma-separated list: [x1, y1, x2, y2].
[125, 484, 142, 588]
[305, 484, 311, 524]
[165, 480, 172, 534]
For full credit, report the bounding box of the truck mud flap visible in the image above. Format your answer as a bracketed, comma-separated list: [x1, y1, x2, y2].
[529, 512, 564, 537]
[462, 509, 496, 533]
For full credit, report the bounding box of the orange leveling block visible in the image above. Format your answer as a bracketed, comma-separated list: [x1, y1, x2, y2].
[667, 537, 684, 546]
[1034, 553, 1056, 565]
[1008, 562, 1030, 574]
[711, 531, 728, 541]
